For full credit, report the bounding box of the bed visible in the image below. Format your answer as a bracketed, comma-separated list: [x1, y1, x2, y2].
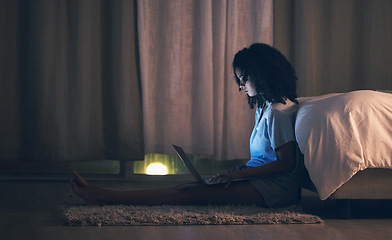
[295, 90, 392, 218]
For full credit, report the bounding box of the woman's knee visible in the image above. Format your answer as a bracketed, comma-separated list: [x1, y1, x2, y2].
[172, 182, 205, 193]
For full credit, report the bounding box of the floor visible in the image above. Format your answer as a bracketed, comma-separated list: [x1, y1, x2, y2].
[1, 175, 392, 240]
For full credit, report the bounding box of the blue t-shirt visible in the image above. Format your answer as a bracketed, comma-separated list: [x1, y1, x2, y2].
[246, 100, 298, 168]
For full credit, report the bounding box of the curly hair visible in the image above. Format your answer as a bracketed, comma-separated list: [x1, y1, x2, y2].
[232, 43, 298, 109]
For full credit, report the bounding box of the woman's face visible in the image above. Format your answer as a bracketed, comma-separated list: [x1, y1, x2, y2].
[235, 68, 258, 97]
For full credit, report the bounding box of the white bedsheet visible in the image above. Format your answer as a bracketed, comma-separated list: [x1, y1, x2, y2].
[295, 90, 392, 200]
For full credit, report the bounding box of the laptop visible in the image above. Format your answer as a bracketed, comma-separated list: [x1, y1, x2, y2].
[172, 144, 247, 185]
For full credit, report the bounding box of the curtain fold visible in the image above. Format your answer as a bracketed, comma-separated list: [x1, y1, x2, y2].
[0, 0, 144, 161]
[137, 0, 273, 160]
[274, 0, 392, 97]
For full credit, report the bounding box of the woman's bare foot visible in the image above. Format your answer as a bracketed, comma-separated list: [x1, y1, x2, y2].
[70, 171, 105, 205]
[71, 171, 98, 188]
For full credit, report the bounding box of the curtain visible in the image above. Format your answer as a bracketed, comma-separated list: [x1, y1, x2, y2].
[274, 0, 392, 97]
[137, 0, 273, 160]
[0, 0, 144, 161]
[0, 0, 272, 162]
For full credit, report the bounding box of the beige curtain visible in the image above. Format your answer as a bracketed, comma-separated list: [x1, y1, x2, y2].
[0, 0, 272, 162]
[137, 0, 273, 160]
[0, 0, 144, 161]
[275, 0, 392, 97]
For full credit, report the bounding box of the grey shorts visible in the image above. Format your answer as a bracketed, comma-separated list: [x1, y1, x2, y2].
[248, 170, 308, 208]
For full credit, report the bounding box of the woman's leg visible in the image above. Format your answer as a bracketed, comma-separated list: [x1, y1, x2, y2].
[70, 171, 267, 207]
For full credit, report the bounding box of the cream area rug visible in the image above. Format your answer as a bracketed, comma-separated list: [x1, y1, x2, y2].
[59, 195, 323, 226]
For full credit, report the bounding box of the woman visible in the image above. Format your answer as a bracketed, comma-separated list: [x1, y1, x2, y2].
[71, 43, 311, 208]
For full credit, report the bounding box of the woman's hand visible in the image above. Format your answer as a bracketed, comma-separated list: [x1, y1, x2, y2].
[211, 141, 298, 188]
[211, 165, 247, 188]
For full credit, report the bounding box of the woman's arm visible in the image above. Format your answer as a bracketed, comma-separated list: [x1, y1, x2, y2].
[213, 141, 297, 188]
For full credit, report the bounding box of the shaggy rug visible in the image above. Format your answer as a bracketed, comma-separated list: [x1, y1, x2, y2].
[59, 195, 323, 226]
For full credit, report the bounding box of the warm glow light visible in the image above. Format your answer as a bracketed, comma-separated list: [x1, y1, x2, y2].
[146, 163, 168, 175]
